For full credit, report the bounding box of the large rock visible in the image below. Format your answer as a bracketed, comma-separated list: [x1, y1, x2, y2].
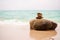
[30, 19, 57, 30]
[30, 19, 36, 29]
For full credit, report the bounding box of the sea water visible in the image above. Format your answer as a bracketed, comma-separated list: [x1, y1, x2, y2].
[0, 10, 60, 22]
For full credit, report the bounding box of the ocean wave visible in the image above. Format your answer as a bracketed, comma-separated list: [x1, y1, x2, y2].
[0, 19, 28, 25]
[0, 19, 30, 30]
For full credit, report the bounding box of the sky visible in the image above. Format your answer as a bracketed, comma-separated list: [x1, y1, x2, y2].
[0, 0, 60, 10]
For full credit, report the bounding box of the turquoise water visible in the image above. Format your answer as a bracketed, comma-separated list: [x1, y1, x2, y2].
[0, 10, 60, 22]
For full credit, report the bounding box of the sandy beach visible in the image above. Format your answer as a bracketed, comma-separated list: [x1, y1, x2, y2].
[0, 20, 60, 40]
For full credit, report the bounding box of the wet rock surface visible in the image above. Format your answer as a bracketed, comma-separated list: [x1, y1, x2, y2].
[30, 19, 57, 30]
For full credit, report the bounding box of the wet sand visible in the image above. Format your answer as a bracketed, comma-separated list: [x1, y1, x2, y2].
[0, 21, 60, 40]
[30, 30, 57, 40]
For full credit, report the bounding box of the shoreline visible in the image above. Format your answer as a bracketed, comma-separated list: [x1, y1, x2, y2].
[0, 20, 60, 40]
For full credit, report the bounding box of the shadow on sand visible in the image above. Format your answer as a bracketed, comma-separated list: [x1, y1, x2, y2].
[30, 30, 57, 40]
